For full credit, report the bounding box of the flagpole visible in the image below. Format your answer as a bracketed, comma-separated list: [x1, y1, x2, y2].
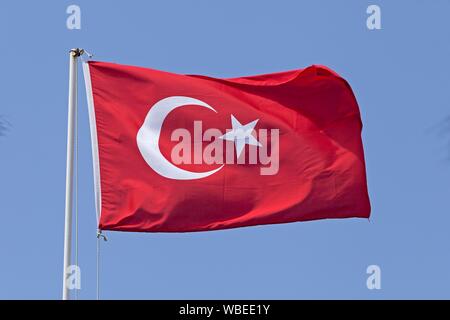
[63, 48, 83, 300]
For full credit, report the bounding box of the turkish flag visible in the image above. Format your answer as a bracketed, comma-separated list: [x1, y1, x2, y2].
[82, 61, 370, 232]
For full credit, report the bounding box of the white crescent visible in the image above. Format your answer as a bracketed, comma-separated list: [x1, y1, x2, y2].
[137, 96, 224, 180]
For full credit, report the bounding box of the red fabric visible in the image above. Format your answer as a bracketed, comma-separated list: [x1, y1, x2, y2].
[87, 61, 370, 232]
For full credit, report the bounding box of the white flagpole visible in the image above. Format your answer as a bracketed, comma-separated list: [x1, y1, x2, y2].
[63, 48, 83, 300]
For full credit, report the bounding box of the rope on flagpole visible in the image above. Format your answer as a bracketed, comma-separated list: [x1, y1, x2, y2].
[96, 229, 107, 300]
[77, 48, 104, 300]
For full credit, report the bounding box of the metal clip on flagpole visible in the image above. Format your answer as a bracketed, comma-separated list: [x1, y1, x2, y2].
[97, 229, 108, 241]
[62, 48, 84, 300]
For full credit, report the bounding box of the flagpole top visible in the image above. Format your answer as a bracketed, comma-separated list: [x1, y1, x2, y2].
[70, 48, 84, 57]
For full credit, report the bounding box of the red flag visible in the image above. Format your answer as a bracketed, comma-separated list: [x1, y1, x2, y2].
[83, 61, 370, 232]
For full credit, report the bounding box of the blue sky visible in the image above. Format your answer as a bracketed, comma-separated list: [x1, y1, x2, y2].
[1, 0, 450, 299]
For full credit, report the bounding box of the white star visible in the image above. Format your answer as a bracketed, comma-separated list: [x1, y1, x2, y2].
[219, 115, 262, 157]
